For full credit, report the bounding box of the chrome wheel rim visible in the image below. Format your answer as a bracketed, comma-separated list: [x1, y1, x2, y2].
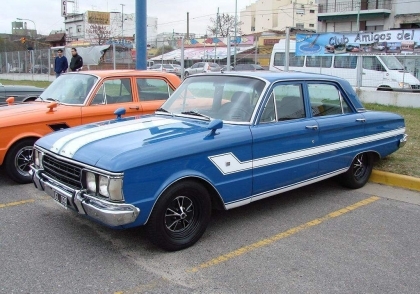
[353, 154, 367, 180]
[165, 196, 194, 232]
[15, 146, 33, 176]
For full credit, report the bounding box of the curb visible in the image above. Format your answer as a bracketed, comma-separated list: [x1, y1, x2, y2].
[369, 170, 420, 192]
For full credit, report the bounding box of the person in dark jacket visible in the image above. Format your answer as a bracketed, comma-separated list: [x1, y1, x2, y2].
[54, 49, 68, 78]
[70, 48, 83, 72]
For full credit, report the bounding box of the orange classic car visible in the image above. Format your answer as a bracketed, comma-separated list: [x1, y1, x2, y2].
[1, 70, 181, 183]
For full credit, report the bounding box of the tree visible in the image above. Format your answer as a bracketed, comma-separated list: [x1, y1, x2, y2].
[155, 45, 174, 56]
[207, 13, 242, 37]
[86, 24, 112, 45]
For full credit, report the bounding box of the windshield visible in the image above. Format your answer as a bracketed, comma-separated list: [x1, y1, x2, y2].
[39, 74, 98, 104]
[159, 75, 266, 123]
[378, 56, 405, 70]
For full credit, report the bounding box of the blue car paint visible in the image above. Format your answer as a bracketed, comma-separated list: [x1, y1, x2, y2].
[33, 72, 406, 229]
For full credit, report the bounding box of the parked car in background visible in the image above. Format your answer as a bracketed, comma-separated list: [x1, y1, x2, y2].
[171, 64, 182, 76]
[233, 64, 265, 71]
[29, 65, 50, 74]
[220, 65, 234, 72]
[149, 64, 178, 75]
[184, 62, 221, 77]
[0, 83, 44, 103]
[31, 71, 406, 251]
[1, 70, 181, 183]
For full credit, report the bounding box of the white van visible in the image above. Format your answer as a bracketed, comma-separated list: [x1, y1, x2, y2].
[269, 39, 420, 91]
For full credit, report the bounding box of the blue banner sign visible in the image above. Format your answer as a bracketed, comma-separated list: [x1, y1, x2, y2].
[296, 29, 420, 56]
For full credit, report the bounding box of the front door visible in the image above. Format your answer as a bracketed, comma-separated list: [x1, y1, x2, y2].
[251, 82, 319, 201]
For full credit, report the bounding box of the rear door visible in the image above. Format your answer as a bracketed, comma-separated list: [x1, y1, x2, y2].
[307, 82, 365, 175]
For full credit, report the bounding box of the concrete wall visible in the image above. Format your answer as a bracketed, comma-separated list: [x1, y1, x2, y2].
[0, 73, 56, 82]
[356, 88, 420, 108]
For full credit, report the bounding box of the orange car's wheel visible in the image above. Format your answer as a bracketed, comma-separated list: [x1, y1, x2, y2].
[4, 138, 36, 184]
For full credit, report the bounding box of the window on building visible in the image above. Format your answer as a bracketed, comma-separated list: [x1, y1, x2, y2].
[296, 23, 304, 29]
[77, 25, 82, 33]
[310, 9, 315, 13]
[309, 24, 314, 27]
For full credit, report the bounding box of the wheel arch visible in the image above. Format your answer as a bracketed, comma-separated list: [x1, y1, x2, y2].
[144, 175, 226, 225]
[2, 135, 41, 166]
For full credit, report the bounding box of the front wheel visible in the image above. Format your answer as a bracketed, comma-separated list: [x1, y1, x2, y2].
[339, 153, 373, 189]
[4, 139, 37, 184]
[146, 180, 211, 251]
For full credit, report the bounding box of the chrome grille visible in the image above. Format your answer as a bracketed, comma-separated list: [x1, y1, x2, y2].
[42, 154, 83, 189]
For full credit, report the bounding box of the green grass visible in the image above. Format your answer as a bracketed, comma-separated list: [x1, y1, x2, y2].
[0, 79, 418, 177]
[0, 79, 52, 88]
[364, 103, 420, 178]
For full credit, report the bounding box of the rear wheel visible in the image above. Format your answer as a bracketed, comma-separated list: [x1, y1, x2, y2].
[4, 139, 37, 184]
[339, 153, 373, 189]
[146, 180, 211, 251]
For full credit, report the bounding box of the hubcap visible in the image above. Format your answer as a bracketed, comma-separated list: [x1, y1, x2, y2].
[165, 196, 194, 232]
[15, 146, 33, 176]
[353, 154, 367, 180]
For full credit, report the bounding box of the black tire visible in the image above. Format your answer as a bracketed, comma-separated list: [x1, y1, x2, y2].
[339, 153, 373, 189]
[146, 180, 211, 251]
[4, 138, 37, 184]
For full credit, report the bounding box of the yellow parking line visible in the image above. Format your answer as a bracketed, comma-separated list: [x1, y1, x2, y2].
[0, 199, 35, 209]
[188, 196, 380, 273]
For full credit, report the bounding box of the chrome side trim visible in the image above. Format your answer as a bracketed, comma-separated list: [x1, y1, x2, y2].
[225, 169, 347, 210]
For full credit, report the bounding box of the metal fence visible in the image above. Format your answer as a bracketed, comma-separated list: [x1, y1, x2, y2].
[1, 47, 420, 90]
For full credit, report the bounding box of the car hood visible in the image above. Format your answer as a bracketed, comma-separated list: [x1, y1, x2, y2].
[36, 115, 247, 172]
[0, 102, 71, 126]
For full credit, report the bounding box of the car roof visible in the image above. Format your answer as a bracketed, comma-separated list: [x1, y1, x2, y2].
[203, 71, 346, 82]
[64, 70, 178, 79]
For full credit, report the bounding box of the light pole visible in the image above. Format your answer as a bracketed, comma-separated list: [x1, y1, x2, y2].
[120, 4, 125, 38]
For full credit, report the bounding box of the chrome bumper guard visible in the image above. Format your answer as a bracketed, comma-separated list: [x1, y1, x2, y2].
[31, 167, 140, 227]
[399, 134, 408, 148]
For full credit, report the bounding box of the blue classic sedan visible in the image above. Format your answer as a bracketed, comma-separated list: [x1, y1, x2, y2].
[31, 72, 407, 251]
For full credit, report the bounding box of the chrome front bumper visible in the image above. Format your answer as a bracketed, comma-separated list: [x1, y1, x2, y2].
[399, 134, 408, 148]
[31, 167, 140, 227]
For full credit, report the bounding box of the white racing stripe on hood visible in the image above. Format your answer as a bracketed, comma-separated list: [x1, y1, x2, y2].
[51, 118, 178, 158]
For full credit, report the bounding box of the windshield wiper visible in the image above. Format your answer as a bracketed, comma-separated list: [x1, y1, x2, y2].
[156, 107, 171, 113]
[181, 110, 211, 121]
[45, 97, 59, 102]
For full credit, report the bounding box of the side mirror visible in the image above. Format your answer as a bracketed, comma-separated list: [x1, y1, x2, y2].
[207, 119, 223, 136]
[6, 97, 15, 105]
[114, 107, 126, 120]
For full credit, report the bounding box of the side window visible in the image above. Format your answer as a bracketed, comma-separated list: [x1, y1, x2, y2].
[261, 84, 305, 121]
[362, 56, 385, 71]
[306, 56, 332, 68]
[91, 78, 133, 105]
[289, 53, 304, 67]
[273, 52, 285, 66]
[334, 56, 357, 69]
[137, 78, 171, 101]
[308, 83, 351, 116]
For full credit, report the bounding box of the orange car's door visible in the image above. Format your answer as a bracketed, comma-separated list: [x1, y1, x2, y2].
[135, 77, 174, 113]
[81, 77, 143, 124]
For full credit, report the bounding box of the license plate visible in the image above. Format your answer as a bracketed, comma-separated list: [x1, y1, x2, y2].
[52, 191, 67, 209]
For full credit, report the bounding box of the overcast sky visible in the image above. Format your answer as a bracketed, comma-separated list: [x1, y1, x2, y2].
[1, 0, 255, 36]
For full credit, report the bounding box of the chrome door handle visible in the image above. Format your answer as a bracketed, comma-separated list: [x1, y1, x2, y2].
[356, 118, 366, 123]
[129, 106, 139, 110]
[305, 125, 318, 130]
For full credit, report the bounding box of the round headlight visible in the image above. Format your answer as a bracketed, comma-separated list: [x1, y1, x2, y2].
[99, 175, 109, 197]
[86, 172, 97, 193]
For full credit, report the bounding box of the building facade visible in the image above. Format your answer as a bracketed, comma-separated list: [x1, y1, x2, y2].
[64, 11, 158, 46]
[318, 0, 420, 32]
[240, 0, 318, 35]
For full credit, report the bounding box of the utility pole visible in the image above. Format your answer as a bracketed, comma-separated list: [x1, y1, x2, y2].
[233, 0, 237, 66]
[186, 12, 190, 39]
[120, 4, 125, 38]
[214, 7, 219, 62]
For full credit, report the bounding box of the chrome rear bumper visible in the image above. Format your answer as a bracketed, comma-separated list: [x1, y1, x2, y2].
[399, 134, 408, 148]
[31, 167, 140, 227]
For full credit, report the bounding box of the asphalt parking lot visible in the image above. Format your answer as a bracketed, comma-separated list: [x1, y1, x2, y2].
[1, 169, 419, 294]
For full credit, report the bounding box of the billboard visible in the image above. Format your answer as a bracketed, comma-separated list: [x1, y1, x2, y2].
[87, 11, 110, 25]
[295, 29, 420, 56]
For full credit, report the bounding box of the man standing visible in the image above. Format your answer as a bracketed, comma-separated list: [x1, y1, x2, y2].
[70, 47, 83, 72]
[54, 49, 68, 77]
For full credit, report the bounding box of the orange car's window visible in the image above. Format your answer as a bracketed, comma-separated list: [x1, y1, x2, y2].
[91, 78, 133, 105]
[136, 78, 172, 101]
